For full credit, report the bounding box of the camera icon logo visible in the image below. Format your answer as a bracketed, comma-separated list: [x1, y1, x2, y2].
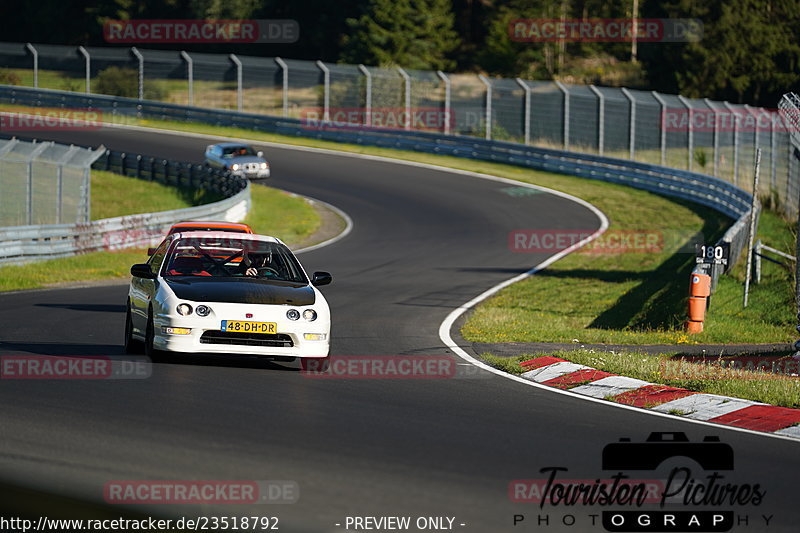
[602, 432, 733, 471]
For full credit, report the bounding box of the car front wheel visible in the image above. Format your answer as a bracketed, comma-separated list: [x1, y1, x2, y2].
[123, 303, 142, 354]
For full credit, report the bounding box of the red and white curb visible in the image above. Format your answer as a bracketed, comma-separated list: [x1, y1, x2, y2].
[519, 356, 800, 440]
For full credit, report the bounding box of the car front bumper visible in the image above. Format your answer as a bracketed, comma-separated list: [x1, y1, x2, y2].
[231, 169, 270, 179]
[152, 312, 329, 358]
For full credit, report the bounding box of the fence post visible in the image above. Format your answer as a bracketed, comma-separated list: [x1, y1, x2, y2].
[724, 102, 740, 185]
[478, 75, 492, 140]
[130, 47, 144, 101]
[358, 64, 371, 127]
[77, 46, 90, 94]
[180, 51, 193, 106]
[555, 81, 569, 150]
[704, 98, 719, 176]
[622, 88, 636, 160]
[397, 67, 411, 131]
[26, 142, 49, 225]
[652, 91, 667, 166]
[743, 149, 761, 308]
[770, 111, 777, 191]
[274, 57, 288, 118]
[589, 85, 604, 155]
[437, 71, 451, 135]
[316, 60, 330, 122]
[516, 78, 531, 145]
[230, 54, 243, 112]
[25, 43, 38, 88]
[678, 96, 693, 170]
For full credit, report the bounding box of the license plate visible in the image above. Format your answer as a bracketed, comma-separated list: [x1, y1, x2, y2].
[221, 320, 277, 334]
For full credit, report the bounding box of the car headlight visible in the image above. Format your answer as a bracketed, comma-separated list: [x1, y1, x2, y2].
[286, 309, 300, 321]
[303, 309, 317, 322]
[177, 303, 193, 316]
[260, 162, 268, 169]
[196, 305, 211, 317]
[231, 163, 240, 171]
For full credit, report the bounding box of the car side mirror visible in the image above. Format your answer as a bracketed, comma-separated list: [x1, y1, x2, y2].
[131, 263, 155, 279]
[311, 271, 332, 286]
[146, 247, 156, 256]
[257, 151, 264, 158]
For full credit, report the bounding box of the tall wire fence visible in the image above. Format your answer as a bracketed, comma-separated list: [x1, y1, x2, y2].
[1, 41, 797, 216]
[0, 137, 103, 226]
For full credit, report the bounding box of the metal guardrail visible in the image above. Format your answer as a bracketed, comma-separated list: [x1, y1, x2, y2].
[0, 137, 249, 264]
[0, 84, 754, 272]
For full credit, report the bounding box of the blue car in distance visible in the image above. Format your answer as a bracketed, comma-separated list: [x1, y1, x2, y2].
[204, 142, 271, 179]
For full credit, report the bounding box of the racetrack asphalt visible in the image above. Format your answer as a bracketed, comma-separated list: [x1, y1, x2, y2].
[0, 125, 798, 531]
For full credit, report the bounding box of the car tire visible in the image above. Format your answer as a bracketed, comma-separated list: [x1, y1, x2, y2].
[144, 310, 163, 362]
[123, 303, 142, 354]
[300, 356, 330, 373]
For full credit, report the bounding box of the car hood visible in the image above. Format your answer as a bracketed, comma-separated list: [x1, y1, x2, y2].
[225, 156, 266, 165]
[165, 278, 315, 305]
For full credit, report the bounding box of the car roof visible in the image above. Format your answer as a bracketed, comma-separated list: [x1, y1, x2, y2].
[169, 221, 253, 233]
[172, 231, 281, 244]
[212, 142, 253, 148]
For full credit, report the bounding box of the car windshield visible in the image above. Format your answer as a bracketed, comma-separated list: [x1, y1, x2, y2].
[221, 145, 256, 158]
[163, 237, 307, 283]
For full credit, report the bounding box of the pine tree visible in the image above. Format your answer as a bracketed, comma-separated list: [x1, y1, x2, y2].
[341, 0, 459, 70]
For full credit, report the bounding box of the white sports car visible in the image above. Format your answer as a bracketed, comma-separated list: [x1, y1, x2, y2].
[125, 232, 331, 369]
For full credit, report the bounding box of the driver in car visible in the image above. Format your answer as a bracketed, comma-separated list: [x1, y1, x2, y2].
[241, 252, 273, 277]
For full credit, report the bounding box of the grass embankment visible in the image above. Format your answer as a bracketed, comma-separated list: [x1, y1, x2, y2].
[0, 172, 319, 292]
[480, 350, 800, 409]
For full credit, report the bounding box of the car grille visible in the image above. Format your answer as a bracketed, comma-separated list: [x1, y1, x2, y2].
[244, 163, 260, 172]
[200, 331, 294, 347]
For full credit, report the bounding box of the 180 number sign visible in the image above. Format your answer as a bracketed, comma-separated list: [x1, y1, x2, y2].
[695, 243, 730, 265]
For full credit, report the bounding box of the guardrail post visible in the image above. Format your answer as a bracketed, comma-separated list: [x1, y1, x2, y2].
[652, 91, 667, 166]
[478, 75, 492, 140]
[678, 96, 693, 170]
[25, 43, 38, 88]
[230, 54, 243, 112]
[397, 67, 411, 131]
[358, 65, 371, 127]
[724, 102, 740, 185]
[316, 60, 330, 122]
[589, 85, 604, 155]
[555, 81, 569, 150]
[516, 78, 531, 146]
[275, 57, 288, 118]
[437, 71, 451, 135]
[622, 88, 636, 160]
[180, 51, 193, 106]
[77, 46, 91, 94]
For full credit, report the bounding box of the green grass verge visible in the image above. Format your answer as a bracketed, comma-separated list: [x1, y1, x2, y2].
[2, 104, 793, 346]
[480, 350, 800, 409]
[0, 172, 319, 292]
[90, 169, 222, 220]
